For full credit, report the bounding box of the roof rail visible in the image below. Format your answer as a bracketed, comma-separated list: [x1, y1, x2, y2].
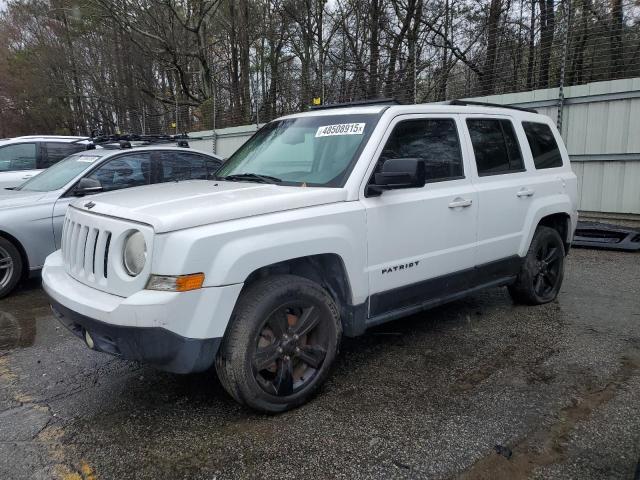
[448, 99, 537, 113]
[310, 98, 400, 111]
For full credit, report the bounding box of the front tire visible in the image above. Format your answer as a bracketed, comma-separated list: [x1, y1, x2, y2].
[0, 237, 22, 299]
[508, 226, 565, 305]
[216, 275, 341, 413]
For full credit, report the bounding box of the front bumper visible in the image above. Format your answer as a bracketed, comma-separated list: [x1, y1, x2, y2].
[42, 250, 243, 373]
[50, 298, 220, 373]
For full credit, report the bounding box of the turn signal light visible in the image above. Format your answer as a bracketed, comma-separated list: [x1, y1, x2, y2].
[146, 273, 205, 292]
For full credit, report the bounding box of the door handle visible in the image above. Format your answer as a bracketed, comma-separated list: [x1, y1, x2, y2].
[516, 188, 535, 197]
[448, 198, 473, 208]
[21, 175, 33, 180]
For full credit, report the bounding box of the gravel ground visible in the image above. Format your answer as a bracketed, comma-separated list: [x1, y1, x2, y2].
[0, 248, 639, 480]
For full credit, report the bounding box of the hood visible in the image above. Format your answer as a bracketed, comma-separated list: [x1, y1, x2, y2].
[0, 189, 48, 210]
[71, 180, 348, 233]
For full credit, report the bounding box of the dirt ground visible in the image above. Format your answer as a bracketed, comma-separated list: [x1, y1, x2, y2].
[1, 248, 639, 480]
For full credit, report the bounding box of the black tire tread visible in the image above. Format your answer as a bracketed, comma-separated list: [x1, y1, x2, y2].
[215, 274, 341, 413]
[0, 237, 23, 299]
[508, 226, 565, 305]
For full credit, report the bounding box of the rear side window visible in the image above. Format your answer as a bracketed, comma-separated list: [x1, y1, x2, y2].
[379, 118, 464, 182]
[42, 142, 86, 168]
[522, 122, 563, 169]
[157, 152, 210, 182]
[0, 143, 37, 171]
[466, 119, 524, 176]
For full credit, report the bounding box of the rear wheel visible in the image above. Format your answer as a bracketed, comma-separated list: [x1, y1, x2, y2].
[508, 226, 565, 305]
[216, 275, 341, 413]
[0, 237, 22, 299]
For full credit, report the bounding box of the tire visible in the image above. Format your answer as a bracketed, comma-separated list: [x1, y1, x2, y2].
[508, 226, 565, 305]
[0, 237, 23, 299]
[215, 274, 342, 413]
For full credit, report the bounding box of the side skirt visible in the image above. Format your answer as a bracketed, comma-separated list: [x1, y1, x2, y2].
[342, 256, 522, 336]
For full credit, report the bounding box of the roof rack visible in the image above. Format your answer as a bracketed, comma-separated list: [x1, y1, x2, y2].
[88, 133, 197, 150]
[448, 99, 537, 113]
[310, 98, 400, 111]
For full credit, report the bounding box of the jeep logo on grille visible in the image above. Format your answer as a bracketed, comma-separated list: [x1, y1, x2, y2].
[84, 201, 96, 210]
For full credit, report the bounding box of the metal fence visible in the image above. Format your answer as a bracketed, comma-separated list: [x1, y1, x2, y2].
[129, 0, 640, 138]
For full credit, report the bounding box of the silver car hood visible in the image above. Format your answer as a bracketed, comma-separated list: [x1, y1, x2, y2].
[70, 180, 347, 233]
[0, 189, 48, 210]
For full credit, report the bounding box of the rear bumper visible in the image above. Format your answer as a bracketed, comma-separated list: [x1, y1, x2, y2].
[49, 298, 220, 373]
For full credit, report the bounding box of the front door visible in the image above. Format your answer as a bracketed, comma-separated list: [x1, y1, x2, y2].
[361, 114, 478, 317]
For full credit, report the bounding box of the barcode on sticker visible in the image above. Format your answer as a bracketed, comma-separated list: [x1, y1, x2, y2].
[315, 123, 365, 137]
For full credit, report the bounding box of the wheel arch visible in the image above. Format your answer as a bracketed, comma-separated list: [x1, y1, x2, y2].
[537, 212, 572, 252]
[519, 196, 576, 257]
[243, 253, 354, 309]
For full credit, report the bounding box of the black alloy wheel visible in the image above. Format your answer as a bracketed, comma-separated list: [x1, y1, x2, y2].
[252, 304, 329, 396]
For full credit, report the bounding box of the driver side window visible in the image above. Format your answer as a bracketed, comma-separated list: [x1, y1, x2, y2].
[378, 118, 464, 182]
[86, 153, 151, 192]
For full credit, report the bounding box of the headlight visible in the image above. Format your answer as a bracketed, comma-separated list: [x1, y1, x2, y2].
[123, 231, 146, 276]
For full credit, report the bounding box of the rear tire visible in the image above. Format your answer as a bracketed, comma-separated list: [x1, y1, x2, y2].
[216, 274, 341, 413]
[508, 226, 565, 305]
[0, 237, 22, 299]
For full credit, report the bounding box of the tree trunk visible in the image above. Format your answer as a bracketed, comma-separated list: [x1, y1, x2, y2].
[527, 0, 536, 89]
[610, 0, 624, 76]
[538, 0, 555, 88]
[482, 0, 502, 95]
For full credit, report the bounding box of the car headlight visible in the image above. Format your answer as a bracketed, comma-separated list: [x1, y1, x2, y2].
[123, 231, 146, 276]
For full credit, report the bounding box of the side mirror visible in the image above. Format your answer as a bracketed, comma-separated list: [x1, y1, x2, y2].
[366, 158, 426, 197]
[73, 177, 103, 196]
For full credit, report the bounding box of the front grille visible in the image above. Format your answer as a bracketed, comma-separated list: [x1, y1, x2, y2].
[61, 206, 153, 297]
[62, 217, 111, 279]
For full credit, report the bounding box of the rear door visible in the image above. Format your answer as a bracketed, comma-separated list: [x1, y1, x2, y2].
[362, 114, 478, 317]
[461, 115, 534, 267]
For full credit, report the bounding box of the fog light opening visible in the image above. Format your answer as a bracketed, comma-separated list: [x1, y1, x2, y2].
[84, 330, 95, 350]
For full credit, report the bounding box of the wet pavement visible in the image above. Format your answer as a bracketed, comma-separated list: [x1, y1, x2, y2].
[0, 249, 639, 480]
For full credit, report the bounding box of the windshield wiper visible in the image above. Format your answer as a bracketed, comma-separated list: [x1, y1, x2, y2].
[219, 173, 282, 184]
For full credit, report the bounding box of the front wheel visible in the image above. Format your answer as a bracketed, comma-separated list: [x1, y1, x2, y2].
[216, 275, 341, 413]
[0, 237, 23, 299]
[508, 226, 565, 305]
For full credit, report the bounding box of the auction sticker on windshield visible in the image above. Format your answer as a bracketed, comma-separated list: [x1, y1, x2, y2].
[315, 123, 365, 137]
[76, 156, 100, 163]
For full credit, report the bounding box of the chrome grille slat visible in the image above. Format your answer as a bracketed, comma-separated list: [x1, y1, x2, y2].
[76, 226, 89, 272]
[84, 228, 98, 276]
[69, 223, 80, 270]
[93, 230, 109, 279]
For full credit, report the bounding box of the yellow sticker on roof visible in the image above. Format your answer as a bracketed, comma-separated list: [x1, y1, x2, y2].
[315, 123, 365, 137]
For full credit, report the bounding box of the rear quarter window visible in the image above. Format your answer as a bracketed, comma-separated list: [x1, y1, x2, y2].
[522, 122, 563, 169]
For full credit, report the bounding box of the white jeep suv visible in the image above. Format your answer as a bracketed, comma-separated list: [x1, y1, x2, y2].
[43, 101, 578, 412]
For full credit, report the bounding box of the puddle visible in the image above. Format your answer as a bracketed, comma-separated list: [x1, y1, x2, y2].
[0, 311, 36, 349]
[0, 282, 56, 351]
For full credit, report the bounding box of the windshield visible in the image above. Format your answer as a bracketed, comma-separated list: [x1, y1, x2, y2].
[216, 113, 379, 187]
[17, 153, 102, 192]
